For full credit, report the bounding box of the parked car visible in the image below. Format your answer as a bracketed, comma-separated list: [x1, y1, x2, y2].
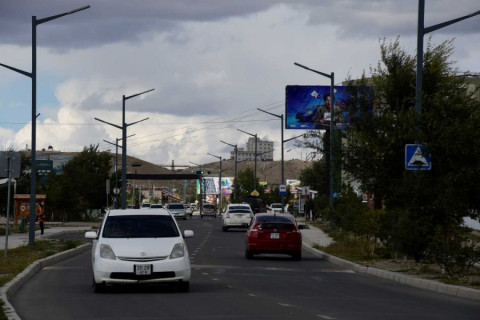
[222, 203, 254, 231]
[268, 203, 283, 213]
[85, 208, 194, 292]
[166, 203, 187, 220]
[140, 203, 151, 210]
[245, 213, 302, 260]
[201, 203, 216, 218]
[184, 204, 193, 216]
[150, 203, 163, 209]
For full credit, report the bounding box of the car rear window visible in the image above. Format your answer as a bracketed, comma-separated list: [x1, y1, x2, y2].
[257, 223, 295, 230]
[168, 204, 184, 209]
[229, 206, 251, 213]
[203, 204, 215, 209]
[150, 204, 163, 208]
[255, 216, 292, 223]
[271, 204, 282, 208]
[103, 215, 180, 238]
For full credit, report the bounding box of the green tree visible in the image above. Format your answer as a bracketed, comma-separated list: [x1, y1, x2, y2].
[233, 167, 265, 200]
[43, 145, 112, 220]
[341, 37, 480, 261]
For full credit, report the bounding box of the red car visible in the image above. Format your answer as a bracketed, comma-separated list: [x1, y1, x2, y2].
[245, 213, 302, 260]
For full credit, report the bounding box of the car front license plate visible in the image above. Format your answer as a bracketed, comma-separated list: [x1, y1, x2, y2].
[270, 233, 280, 239]
[135, 265, 152, 275]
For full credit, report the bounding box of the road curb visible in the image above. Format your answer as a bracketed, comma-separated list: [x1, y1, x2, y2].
[1, 239, 92, 320]
[302, 241, 480, 302]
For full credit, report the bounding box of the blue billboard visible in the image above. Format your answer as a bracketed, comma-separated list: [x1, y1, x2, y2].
[285, 85, 352, 130]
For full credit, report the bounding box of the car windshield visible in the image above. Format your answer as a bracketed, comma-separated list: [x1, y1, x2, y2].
[102, 215, 180, 238]
[271, 204, 282, 209]
[204, 204, 215, 209]
[150, 204, 162, 208]
[168, 204, 184, 209]
[141, 203, 150, 208]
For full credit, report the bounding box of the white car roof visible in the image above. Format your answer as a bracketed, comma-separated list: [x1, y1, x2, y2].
[107, 208, 171, 216]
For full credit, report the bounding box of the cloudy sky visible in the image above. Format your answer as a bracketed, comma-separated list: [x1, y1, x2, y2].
[1, 0, 479, 168]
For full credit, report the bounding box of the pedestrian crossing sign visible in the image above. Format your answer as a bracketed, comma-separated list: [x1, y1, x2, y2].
[405, 144, 431, 170]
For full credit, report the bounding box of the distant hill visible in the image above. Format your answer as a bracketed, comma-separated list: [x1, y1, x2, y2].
[34, 150, 311, 187]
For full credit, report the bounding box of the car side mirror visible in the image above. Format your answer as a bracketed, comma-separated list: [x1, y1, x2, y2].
[183, 230, 194, 238]
[85, 231, 98, 239]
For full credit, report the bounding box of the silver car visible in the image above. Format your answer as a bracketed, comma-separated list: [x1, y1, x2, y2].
[166, 203, 187, 220]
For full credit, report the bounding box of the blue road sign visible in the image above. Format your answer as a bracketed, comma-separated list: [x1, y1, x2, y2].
[405, 144, 431, 170]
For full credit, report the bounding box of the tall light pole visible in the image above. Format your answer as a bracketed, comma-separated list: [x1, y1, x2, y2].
[189, 161, 204, 214]
[207, 153, 222, 212]
[103, 134, 135, 208]
[220, 140, 238, 201]
[0, 5, 90, 245]
[95, 89, 153, 209]
[416, 1, 480, 124]
[258, 108, 285, 211]
[121, 89, 154, 209]
[294, 62, 335, 209]
[237, 129, 258, 192]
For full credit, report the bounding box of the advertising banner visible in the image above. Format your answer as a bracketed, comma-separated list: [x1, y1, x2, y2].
[285, 85, 352, 130]
[197, 177, 234, 195]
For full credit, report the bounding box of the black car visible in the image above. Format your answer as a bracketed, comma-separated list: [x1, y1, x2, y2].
[241, 196, 267, 214]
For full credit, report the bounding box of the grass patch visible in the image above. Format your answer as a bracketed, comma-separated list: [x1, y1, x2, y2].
[0, 239, 83, 286]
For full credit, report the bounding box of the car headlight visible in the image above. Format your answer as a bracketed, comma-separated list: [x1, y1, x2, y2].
[169, 243, 185, 259]
[100, 244, 116, 260]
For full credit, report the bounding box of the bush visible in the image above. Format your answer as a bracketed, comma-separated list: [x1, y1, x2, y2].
[427, 227, 480, 278]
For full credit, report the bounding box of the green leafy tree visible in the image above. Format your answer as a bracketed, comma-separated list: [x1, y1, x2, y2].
[44, 145, 112, 220]
[233, 167, 264, 200]
[341, 37, 480, 261]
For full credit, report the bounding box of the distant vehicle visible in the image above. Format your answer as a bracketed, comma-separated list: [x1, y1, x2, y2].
[166, 203, 187, 220]
[190, 203, 197, 211]
[241, 196, 267, 214]
[184, 204, 193, 216]
[222, 203, 254, 231]
[245, 213, 302, 260]
[268, 203, 283, 213]
[85, 208, 194, 292]
[150, 204, 163, 209]
[201, 203, 216, 218]
[140, 203, 151, 210]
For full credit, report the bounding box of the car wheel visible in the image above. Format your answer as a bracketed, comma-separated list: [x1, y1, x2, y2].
[184, 216, 187, 220]
[292, 252, 302, 261]
[176, 281, 190, 292]
[245, 249, 253, 259]
[222, 226, 228, 232]
[93, 277, 106, 293]
[201, 215, 204, 219]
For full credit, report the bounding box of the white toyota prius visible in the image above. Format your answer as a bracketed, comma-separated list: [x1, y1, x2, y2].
[85, 208, 194, 292]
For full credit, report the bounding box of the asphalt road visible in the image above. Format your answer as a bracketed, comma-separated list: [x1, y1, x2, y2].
[11, 216, 480, 320]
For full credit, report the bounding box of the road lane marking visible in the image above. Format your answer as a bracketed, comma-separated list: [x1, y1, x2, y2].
[317, 315, 335, 319]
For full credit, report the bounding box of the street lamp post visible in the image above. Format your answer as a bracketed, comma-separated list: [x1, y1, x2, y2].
[189, 161, 204, 214]
[294, 62, 335, 209]
[416, 0, 480, 123]
[0, 5, 90, 245]
[207, 153, 222, 213]
[121, 89, 154, 209]
[103, 134, 135, 209]
[220, 140, 238, 201]
[95, 89, 153, 209]
[237, 129, 258, 192]
[258, 108, 285, 212]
